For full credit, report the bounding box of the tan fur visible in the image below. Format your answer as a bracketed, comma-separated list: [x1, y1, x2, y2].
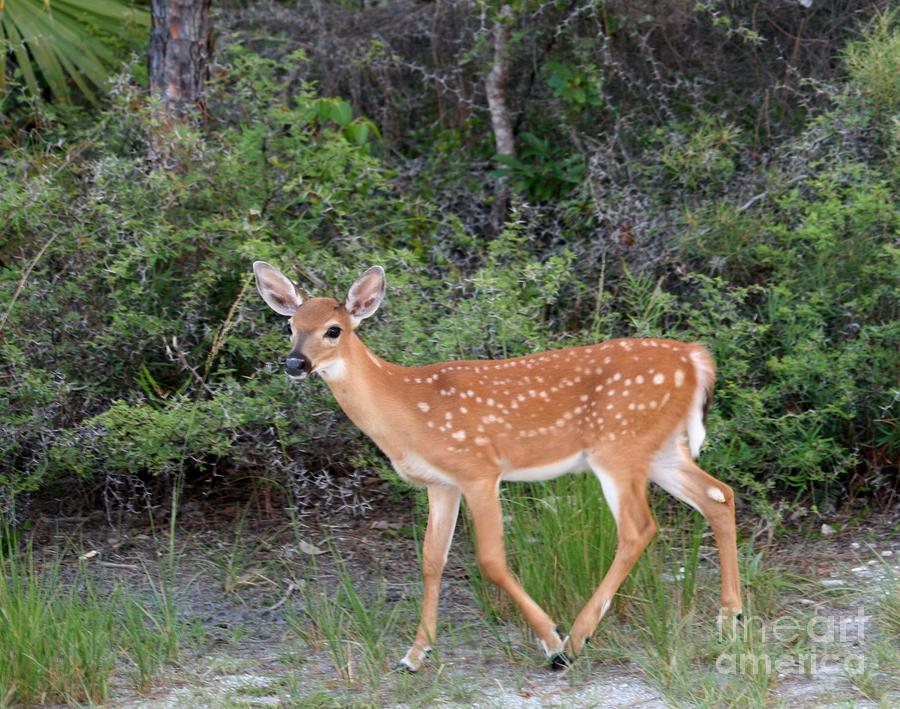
[258, 268, 742, 670]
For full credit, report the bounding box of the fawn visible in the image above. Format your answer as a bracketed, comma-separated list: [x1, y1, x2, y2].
[254, 261, 741, 670]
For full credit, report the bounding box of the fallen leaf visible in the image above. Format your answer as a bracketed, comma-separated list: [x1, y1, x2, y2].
[298, 540, 324, 555]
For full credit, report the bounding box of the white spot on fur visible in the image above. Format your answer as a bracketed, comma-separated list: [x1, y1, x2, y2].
[674, 369, 685, 387]
[707, 486, 726, 503]
[417, 402, 430, 412]
[451, 430, 466, 441]
[653, 373, 665, 385]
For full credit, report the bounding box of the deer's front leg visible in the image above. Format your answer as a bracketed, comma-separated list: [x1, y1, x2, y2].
[463, 478, 566, 665]
[398, 484, 461, 672]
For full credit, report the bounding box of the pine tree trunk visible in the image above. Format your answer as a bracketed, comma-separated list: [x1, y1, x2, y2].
[148, 0, 211, 121]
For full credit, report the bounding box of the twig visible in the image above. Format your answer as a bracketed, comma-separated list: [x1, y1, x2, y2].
[97, 561, 140, 571]
[265, 581, 298, 612]
[292, 262, 328, 291]
[166, 336, 218, 399]
[696, 173, 808, 236]
[736, 173, 808, 213]
[204, 273, 253, 378]
[0, 233, 58, 339]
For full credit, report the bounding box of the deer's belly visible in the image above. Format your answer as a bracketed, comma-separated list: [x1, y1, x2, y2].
[500, 451, 587, 482]
[392, 453, 457, 487]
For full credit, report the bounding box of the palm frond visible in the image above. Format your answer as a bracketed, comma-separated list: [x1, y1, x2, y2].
[0, 0, 149, 103]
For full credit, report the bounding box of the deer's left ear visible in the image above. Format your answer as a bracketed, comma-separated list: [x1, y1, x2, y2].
[345, 266, 386, 327]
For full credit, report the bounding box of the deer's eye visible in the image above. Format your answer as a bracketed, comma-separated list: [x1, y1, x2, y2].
[324, 325, 342, 339]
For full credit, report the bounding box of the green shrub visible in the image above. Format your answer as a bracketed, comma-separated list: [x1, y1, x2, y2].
[844, 10, 900, 115]
[657, 113, 743, 192]
[0, 34, 897, 516]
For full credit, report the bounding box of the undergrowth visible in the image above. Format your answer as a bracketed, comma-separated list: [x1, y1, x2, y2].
[0, 537, 183, 705]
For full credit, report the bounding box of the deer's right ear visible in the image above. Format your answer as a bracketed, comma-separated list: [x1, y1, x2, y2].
[253, 261, 305, 316]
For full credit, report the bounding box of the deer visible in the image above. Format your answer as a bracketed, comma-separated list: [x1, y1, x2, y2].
[253, 261, 742, 671]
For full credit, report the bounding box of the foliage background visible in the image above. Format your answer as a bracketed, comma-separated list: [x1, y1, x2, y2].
[0, 1, 897, 524]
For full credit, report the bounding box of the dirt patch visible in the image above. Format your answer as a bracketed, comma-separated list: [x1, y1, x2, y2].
[16, 500, 900, 707]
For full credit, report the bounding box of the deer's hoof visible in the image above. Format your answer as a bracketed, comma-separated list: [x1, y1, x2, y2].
[549, 651, 573, 671]
[395, 658, 418, 673]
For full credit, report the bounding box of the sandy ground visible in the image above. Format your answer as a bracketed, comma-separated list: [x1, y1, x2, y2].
[24, 498, 900, 708]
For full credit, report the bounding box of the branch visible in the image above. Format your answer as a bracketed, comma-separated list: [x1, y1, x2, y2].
[485, 5, 516, 160]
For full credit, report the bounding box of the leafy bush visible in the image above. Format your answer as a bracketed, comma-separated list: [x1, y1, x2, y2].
[0, 28, 897, 519]
[844, 10, 900, 115]
[493, 132, 585, 201]
[657, 114, 742, 192]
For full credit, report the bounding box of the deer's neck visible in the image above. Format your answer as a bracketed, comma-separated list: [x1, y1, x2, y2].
[317, 334, 412, 461]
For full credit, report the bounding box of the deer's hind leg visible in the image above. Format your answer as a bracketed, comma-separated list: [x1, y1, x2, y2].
[648, 440, 742, 617]
[567, 458, 657, 657]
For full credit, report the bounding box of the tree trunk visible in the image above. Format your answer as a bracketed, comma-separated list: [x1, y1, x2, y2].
[148, 0, 212, 121]
[485, 4, 515, 234]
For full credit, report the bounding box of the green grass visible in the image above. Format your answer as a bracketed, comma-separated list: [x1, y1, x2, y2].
[286, 552, 404, 688]
[856, 563, 900, 700]
[0, 534, 186, 705]
[465, 472, 814, 706]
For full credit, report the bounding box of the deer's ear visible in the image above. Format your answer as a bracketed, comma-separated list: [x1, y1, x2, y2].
[345, 266, 385, 327]
[253, 261, 305, 316]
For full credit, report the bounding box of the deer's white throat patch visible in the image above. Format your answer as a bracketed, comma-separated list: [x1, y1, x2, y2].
[315, 357, 347, 381]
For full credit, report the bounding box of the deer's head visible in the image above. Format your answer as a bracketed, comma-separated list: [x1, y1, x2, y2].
[253, 261, 385, 380]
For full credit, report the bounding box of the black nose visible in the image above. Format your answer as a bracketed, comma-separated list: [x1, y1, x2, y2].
[285, 355, 309, 375]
